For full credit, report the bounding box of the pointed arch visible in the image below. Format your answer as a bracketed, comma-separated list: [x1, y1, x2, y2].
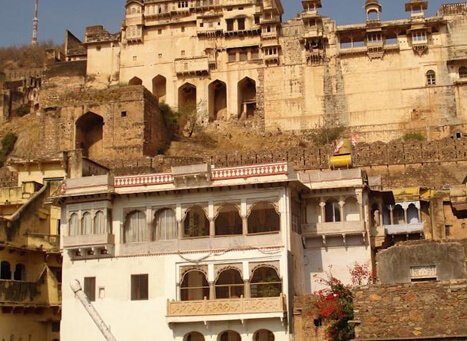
[152, 75, 167, 101]
[129, 76, 143, 85]
[215, 268, 244, 299]
[238, 77, 256, 119]
[178, 82, 197, 114]
[208, 80, 227, 121]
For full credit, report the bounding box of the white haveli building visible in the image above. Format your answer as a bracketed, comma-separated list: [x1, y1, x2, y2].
[58, 162, 379, 341]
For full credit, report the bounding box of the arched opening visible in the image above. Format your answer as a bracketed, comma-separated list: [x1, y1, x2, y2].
[460, 67, 467, 79]
[124, 210, 150, 243]
[82, 212, 92, 235]
[407, 204, 419, 224]
[184, 332, 205, 341]
[238, 77, 256, 119]
[393, 205, 405, 224]
[129, 76, 143, 85]
[215, 204, 242, 236]
[215, 268, 244, 299]
[254, 330, 275, 341]
[0, 261, 11, 280]
[184, 206, 209, 238]
[94, 211, 106, 235]
[325, 200, 341, 222]
[218, 331, 241, 341]
[75, 112, 104, 158]
[14, 264, 26, 281]
[152, 75, 167, 101]
[154, 208, 177, 240]
[248, 202, 280, 234]
[250, 266, 281, 298]
[69, 213, 79, 236]
[345, 197, 360, 221]
[208, 80, 227, 121]
[426, 70, 436, 86]
[367, 9, 380, 21]
[181, 270, 209, 301]
[178, 83, 197, 114]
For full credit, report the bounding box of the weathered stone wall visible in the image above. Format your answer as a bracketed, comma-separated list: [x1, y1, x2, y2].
[353, 279, 467, 339]
[293, 295, 328, 341]
[39, 85, 169, 161]
[0, 167, 17, 187]
[376, 241, 466, 284]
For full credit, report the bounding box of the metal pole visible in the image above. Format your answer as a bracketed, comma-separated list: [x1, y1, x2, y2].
[31, 0, 39, 45]
[70, 279, 117, 341]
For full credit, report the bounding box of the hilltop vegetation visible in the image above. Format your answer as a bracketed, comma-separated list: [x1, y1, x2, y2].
[0, 41, 59, 72]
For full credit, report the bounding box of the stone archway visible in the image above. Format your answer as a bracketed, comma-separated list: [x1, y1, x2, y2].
[75, 112, 104, 158]
[178, 83, 197, 114]
[129, 76, 143, 85]
[152, 75, 167, 102]
[237, 77, 256, 119]
[208, 80, 227, 121]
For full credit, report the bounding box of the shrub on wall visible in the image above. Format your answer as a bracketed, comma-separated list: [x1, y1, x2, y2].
[402, 132, 425, 141]
[0, 132, 18, 167]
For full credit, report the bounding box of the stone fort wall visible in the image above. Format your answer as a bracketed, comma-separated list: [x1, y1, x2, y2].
[353, 279, 467, 339]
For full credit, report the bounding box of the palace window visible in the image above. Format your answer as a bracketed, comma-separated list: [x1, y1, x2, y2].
[215, 205, 242, 236]
[248, 202, 280, 234]
[131, 274, 148, 300]
[154, 208, 177, 240]
[215, 268, 244, 298]
[181, 270, 209, 301]
[84, 277, 96, 301]
[324, 200, 341, 222]
[0, 261, 11, 280]
[124, 210, 150, 243]
[254, 330, 275, 341]
[250, 266, 282, 298]
[13, 264, 26, 281]
[69, 213, 79, 236]
[184, 206, 209, 238]
[426, 70, 436, 86]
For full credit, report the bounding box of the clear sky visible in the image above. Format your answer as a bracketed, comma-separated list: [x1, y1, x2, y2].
[0, 0, 460, 47]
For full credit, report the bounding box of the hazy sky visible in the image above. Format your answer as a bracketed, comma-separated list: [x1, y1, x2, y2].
[0, 0, 459, 47]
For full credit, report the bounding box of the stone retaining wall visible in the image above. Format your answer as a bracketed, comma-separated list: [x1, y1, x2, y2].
[353, 279, 467, 339]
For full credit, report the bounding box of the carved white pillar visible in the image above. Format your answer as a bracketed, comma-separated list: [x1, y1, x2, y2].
[389, 205, 394, 225]
[176, 205, 183, 239]
[241, 200, 248, 235]
[319, 200, 326, 223]
[338, 199, 345, 222]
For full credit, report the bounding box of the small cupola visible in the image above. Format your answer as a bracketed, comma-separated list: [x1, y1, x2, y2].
[405, 0, 428, 18]
[365, 0, 382, 21]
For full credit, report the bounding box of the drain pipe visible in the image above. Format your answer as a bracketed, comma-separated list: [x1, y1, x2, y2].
[70, 279, 117, 341]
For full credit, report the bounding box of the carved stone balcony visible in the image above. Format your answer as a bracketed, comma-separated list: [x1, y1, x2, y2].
[0, 280, 41, 305]
[303, 221, 366, 241]
[167, 294, 286, 323]
[174, 57, 209, 76]
[63, 233, 115, 248]
[303, 27, 324, 39]
[384, 223, 424, 236]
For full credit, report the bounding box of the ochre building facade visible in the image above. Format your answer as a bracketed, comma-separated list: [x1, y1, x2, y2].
[66, 0, 467, 141]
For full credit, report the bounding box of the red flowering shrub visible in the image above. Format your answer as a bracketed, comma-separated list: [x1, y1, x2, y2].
[313, 275, 354, 340]
[349, 262, 372, 286]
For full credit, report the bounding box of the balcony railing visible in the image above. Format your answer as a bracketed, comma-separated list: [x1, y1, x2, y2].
[303, 221, 365, 236]
[63, 234, 115, 248]
[0, 280, 41, 304]
[384, 223, 424, 235]
[167, 294, 286, 322]
[174, 57, 209, 75]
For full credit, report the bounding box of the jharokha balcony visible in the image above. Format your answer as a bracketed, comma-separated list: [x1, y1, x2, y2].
[166, 294, 286, 323]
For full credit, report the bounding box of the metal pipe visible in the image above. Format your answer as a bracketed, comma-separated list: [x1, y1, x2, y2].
[70, 279, 117, 341]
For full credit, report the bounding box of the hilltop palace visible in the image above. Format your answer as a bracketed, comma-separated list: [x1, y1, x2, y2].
[57, 0, 467, 140]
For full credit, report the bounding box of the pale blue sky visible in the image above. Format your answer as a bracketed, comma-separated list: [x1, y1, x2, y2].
[0, 0, 459, 47]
